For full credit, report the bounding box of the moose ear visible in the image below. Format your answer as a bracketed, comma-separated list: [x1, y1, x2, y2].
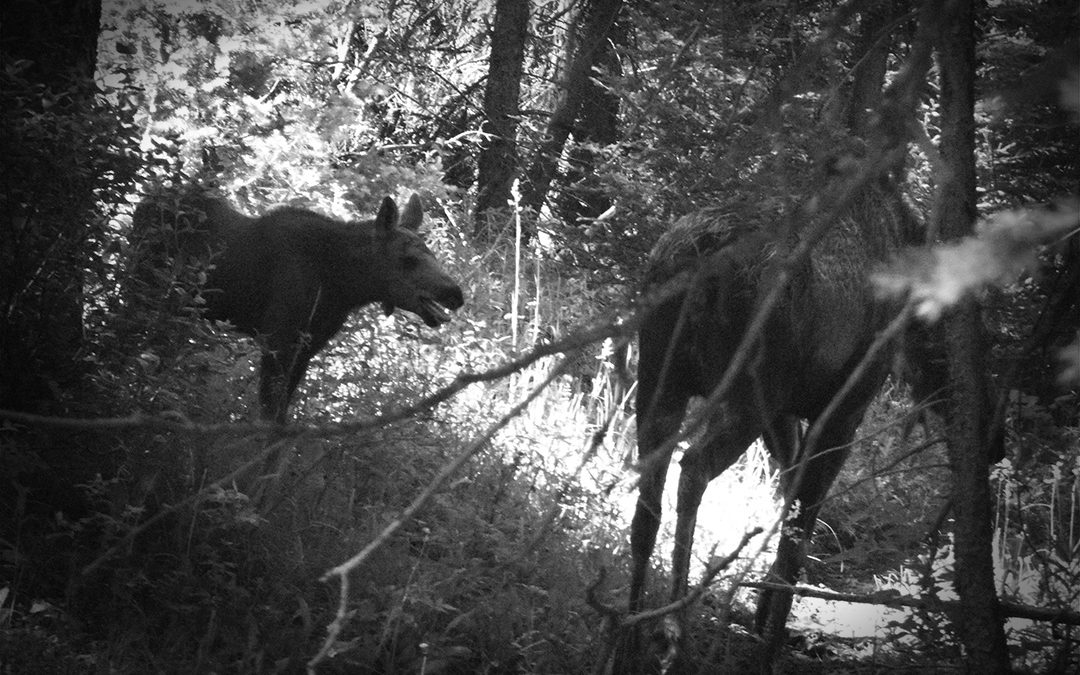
[374, 196, 398, 234]
[398, 193, 424, 232]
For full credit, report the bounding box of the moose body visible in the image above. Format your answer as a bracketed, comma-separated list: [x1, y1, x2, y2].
[627, 167, 925, 660]
[131, 191, 464, 422]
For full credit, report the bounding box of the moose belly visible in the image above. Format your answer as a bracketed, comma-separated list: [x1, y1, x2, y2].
[790, 305, 885, 417]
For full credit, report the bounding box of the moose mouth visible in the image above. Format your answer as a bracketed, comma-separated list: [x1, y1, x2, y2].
[416, 296, 457, 327]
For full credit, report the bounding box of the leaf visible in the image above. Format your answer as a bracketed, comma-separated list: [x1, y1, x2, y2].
[200, 77, 228, 92]
[874, 200, 1080, 320]
[1056, 334, 1080, 387]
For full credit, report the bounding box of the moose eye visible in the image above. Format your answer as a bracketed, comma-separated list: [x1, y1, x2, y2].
[402, 255, 420, 271]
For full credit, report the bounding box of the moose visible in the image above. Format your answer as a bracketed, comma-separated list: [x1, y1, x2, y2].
[624, 147, 944, 666]
[131, 190, 465, 423]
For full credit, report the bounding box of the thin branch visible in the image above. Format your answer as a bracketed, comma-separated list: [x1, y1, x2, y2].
[738, 581, 1080, 626]
[81, 437, 291, 576]
[631, 143, 911, 487]
[0, 273, 690, 440]
[307, 356, 573, 673]
[779, 299, 919, 514]
[623, 527, 764, 628]
[588, 527, 764, 626]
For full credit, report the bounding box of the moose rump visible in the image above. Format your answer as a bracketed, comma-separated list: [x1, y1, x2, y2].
[130, 190, 464, 422]
[626, 171, 924, 662]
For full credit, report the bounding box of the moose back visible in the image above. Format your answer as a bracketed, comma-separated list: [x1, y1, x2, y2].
[130, 191, 465, 422]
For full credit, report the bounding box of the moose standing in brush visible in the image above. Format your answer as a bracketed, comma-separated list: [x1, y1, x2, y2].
[130, 189, 465, 423]
[624, 144, 924, 667]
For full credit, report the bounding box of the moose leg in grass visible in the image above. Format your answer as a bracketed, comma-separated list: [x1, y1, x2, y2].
[131, 190, 464, 423]
[626, 150, 926, 668]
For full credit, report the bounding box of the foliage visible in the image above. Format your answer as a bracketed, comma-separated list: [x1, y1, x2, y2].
[875, 200, 1080, 321]
[991, 394, 1080, 672]
[0, 56, 143, 409]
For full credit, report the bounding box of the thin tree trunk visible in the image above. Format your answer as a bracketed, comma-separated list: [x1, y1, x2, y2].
[558, 12, 625, 226]
[934, 1, 1011, 670]
[519, 0, 622, 227]
[474, 0, 530, 240]
[843, 0, 891, 132]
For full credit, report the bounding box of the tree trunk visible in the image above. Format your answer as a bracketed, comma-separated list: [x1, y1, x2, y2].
[0, 0, 102, 412]
[473, 0, 530, 240]
[519, 0, 623, 229]
[842, 0, 892, 133]
[557, 13, 626, 227]
[934, 1, 1011, 670]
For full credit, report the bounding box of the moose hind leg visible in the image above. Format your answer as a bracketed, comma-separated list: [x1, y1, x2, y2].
[755, 419, 855, 660]
[670, 415, 759, 603]
[629, 398, 686, 613]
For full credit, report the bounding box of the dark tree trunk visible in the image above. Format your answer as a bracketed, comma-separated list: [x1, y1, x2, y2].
[934, 1, 1011, 670]
[473, 0, 530, 241]
[557, 13, 626, 227]
[842, 0, 892, 133]
[0, 0, 102, 412]
[437, 88, 483, 190]
[519, 0, 623, 228]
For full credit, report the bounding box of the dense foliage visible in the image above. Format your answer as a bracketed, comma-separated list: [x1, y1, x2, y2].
[1, 0, 1076, 672]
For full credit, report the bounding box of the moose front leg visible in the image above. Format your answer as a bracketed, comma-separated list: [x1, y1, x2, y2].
[258, 346, 294, 424]
[258, 323, 317, 425]
[278, 315, 344, 419]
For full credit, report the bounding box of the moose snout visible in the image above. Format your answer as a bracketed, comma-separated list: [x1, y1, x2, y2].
[440, 284, 465, 311]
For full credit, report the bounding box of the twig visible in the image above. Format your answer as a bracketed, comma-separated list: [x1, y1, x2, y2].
[623, 527, 764, 628]
[81, 436, 291, 576]
[737, 581, 1080, 626]
[306, 356, 573, 674]
[588, 527, 765, 626]
[0, 273, 689, 440]
[779, 299, 918, 512]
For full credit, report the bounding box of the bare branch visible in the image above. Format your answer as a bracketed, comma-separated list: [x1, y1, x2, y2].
[779, 298, 919, 511]
[591, 528, 765, 627]
[81, 437, 291, 576]
[0, 273, 690, 439]
[623, 527, 765, 628]
[738, 581, 1080, 626]
[307, 356, 573, 673]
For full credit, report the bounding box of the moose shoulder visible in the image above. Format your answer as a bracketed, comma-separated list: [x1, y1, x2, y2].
[130, 191, 465, 423]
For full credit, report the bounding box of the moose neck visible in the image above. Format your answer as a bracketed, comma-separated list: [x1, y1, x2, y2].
[338, 228, 391, 309]
[288, 217, 389, 311]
